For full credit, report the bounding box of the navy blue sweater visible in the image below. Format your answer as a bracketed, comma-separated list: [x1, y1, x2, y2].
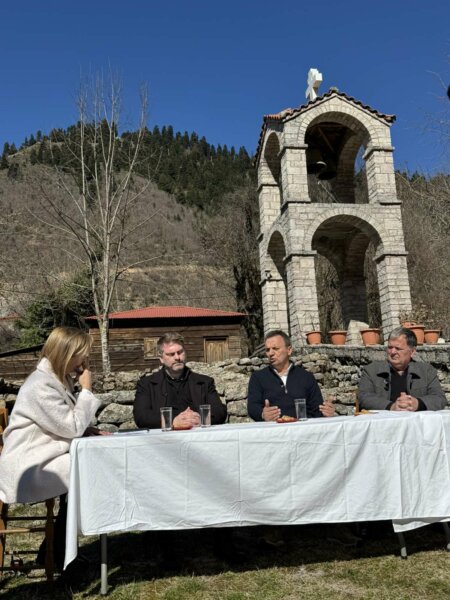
[247, 364, 324, 421]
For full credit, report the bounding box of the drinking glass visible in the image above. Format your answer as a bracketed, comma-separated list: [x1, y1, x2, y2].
[199, 404, 211, 427]
[294, 398, 307, 421]
[160, 407, 173, 431]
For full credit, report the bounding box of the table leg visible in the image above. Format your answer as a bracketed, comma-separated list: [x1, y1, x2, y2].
[443, 523, 450, 551]
[100, 534, 108, 595]
[396, 532, 407, 559]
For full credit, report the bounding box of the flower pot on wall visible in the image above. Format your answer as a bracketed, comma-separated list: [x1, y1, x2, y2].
[401, 321, 417, 329]
[360, 328, 380, 346]
[424, 329, 440, 344]
[408, 324, 425, 345]
[306, 331, 322, 345]
[329, 330, 347, 345]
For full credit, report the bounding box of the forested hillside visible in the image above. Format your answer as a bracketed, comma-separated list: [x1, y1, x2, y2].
[1, 124, 253, 213]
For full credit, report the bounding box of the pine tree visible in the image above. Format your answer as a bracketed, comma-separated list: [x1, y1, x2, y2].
[37, 140, 50, 164]
[51, 145, 62, 165]
[182, 132, 190, 147]
[49, 128, 64, 142]
[1, 142, 9, 169]
[30, 148, 38, 165]
[7, 162, 20, 179]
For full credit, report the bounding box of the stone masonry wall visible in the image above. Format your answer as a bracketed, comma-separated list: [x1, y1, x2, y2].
[258, 92, 413, 347]
[1, 347, 449, 431]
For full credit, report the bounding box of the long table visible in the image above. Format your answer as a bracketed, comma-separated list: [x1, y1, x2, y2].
[65, 411, 450, 592]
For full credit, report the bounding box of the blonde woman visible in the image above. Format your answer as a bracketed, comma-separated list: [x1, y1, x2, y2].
[0, 326, 103, 569]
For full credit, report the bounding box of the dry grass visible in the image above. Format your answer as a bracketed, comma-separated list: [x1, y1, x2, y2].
[0, 168, 236, 324]
[1, 518, 450, 600]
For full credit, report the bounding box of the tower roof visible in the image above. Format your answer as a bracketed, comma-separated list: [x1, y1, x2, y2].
[255, 89, 396, 165]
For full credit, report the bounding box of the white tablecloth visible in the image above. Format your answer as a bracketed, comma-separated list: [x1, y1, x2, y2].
[65, 410, 450, 567]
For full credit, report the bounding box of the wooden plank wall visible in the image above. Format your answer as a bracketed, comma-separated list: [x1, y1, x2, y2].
[0, 349, 42, 380]
[88, 323, 242, 373]
[0, 323, 243, 379]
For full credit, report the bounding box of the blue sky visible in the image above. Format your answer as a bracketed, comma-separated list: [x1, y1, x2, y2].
[1, 0, 449, 173]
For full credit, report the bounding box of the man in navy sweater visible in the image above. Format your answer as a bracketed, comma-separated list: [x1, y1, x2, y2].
[247, 330, 335, 421]
[247, 330, 340, 547]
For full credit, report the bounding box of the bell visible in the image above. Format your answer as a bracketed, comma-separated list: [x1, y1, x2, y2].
[318, 160, 337, 180]
[306, 147, 326, 175]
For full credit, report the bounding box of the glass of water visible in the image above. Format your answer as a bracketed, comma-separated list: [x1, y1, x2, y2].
[294, 398, 307, 421]
[199, 404, 211, 427]
[160, 407, 173, 431]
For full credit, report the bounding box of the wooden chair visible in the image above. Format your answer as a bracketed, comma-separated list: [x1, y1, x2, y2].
[0, 407, 55, 581]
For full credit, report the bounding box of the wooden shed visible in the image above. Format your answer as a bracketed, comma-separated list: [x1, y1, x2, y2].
[0, 345, 42, 381]
[86, 305, 246, 372]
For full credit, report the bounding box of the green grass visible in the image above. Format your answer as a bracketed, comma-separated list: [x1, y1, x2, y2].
[1, 521, 449, 599]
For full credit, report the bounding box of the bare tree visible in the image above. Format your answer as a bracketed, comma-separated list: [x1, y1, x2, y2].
[32, 74, 153, 373]
[397, 172, 450, 336]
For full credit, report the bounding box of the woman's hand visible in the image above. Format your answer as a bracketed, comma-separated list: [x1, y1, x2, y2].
[83, 426, 112, 437]
[78, 367, 92, 391]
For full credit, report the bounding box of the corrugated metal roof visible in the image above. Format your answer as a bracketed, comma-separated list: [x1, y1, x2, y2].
[86, 305, 246, 320]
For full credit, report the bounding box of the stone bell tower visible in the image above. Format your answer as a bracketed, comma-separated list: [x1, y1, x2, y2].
[255, 68, 412, 346]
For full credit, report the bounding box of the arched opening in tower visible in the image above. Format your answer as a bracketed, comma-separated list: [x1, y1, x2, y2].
[263, 133, 282, 205]
[266, 231, 290, 332]
[306, 120, 369, 204]
[312, 216, 382, 339]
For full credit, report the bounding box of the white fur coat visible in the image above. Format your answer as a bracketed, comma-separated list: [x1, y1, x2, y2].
[0, 358, 100, 503]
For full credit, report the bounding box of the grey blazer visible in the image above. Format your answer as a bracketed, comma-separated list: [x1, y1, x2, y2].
[358, 359, 447, 411]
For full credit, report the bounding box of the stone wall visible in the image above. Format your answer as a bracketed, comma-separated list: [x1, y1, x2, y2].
[2, 346, 448, 431]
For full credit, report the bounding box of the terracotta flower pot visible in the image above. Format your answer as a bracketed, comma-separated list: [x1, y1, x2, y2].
[360, 328, 380, 346]
[424, 329, 440, 344]
[408, 324, 425, 345]
[306, 331, 322, 345]
[401, 321, 417, 328]
[329, 330, 347, 345]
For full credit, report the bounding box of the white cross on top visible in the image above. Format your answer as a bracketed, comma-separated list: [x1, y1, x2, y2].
[305, 68, 323, 102]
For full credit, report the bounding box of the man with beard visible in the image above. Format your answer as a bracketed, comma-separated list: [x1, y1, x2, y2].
[134, 332, 227, 428]
[133, 332, 234, 567]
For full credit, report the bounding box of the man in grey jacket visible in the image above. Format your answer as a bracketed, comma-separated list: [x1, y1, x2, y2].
[358, 327, 447, 411]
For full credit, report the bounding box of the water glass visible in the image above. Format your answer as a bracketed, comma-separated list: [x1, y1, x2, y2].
[294, 398, 307, 421]
[200, 404, 211, 427]
[160, 407, 173, 431]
